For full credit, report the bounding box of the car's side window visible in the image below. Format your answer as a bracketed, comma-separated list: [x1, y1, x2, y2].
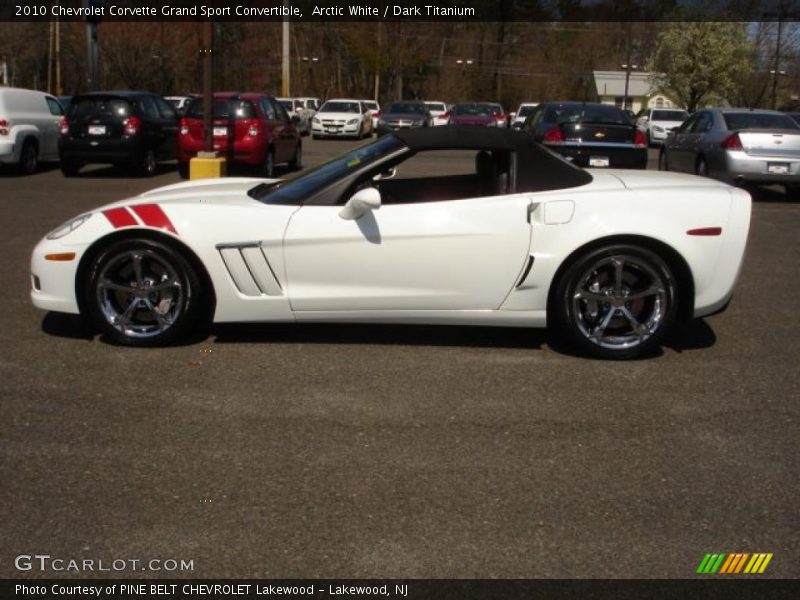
[261, 98, 276, 120]
[46, 97, 64, 116]
[139, 96, 160, 120]
[341, 149, 512, 206]
[678, 114, 698, 134]
[524, 106, 543, 131]
[306, 100, 315, 110]
[155, 97, 178, 121]
[272, 100, 290, 122]
[692, 112, 713, 134]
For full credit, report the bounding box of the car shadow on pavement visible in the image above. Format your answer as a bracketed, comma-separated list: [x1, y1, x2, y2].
[661, 318, 717, 353]
[41, 312, 95, 341]
[746, 184, 796, 203]
[211, 322, 547, 350]
[71, 163, 177, 178]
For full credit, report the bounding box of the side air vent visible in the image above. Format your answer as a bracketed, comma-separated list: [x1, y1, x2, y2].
[515, 255, 534, 288]
[217, 242, 283, 297]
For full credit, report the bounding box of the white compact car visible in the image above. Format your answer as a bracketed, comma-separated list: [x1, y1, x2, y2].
[311, 99, 372, 139]
[511, 103, 539, 129]
[424, 101, 450, 126]
[636, 108, 689, 145]
[30, 127, 751, 359]
[0, 87, 65, 174]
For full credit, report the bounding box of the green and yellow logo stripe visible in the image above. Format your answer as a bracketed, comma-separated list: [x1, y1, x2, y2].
[697, 552, 773, 574]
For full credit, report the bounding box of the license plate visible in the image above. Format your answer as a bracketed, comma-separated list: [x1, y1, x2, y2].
[326, 127, 339, 133]
[213, 126, 227, 137]
[589, 156, 610, 167]
[768, 162, 789, 174]
[87, 125, 106, 135]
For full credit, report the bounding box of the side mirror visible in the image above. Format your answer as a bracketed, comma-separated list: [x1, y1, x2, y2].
[339, 187, 382, 220]
[373, 167, 397, 181]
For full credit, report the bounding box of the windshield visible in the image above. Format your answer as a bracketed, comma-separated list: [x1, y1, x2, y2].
[186, 99, 256, 120]
[250, 135, 406, 205]
[426, 103, 446, 112]
[544, 104, 629, 125]
[364, 101, 378, 110]
[652, 110, 688, 121]
[279, 100, 293, 111]
[484, 104, 504, 115]
[69, 97, 132, 119]
[320, 101, 361, 113]
[723, 112, 800, 130]
[453, 104, 490, 116]
[387, 102, 426, 115]
[517, 105, 536, 117]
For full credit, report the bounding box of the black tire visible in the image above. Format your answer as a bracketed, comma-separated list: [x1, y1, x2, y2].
[261, 148, 275, 178]
[696, 157, 708, 177]
[288, 143, 302, 170]
[312, 134, 320, 140]
[658, 149, 669, 171]
[61, 161, 81, 177]
[18, 139, 38, 175]
[550, 244, 678, 359]
[177, 162, 190, 179]
[84, 238, 205, 347]
[139, 148, 157, 177]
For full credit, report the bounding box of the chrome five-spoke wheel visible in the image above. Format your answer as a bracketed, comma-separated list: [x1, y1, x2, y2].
[86, 238, 204, 346]
[553, 245, 677, 359]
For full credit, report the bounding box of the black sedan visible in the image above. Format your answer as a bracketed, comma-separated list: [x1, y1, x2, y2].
[522, 102, 647, 169]
[375, 101, 431, 136]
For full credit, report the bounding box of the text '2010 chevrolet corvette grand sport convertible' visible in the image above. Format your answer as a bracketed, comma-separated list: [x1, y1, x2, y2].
[31, 127, 751, 359]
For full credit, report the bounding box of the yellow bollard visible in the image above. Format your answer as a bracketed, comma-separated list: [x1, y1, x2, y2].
[189, 154, 227, 180]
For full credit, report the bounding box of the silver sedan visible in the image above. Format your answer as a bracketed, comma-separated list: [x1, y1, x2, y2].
[659, 108, 800, 194]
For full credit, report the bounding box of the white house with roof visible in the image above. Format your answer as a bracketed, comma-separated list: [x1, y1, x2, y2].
[593, 70, 680, 113]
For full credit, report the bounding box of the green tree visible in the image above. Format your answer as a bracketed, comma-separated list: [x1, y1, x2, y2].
[646, 22, 753, 111]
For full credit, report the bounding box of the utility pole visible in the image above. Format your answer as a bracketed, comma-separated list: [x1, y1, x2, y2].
[84, 0, 102, 91]
[282, 0, 290, 97]
[771, 16, 784, 110]
[373, 21, 382, 101]
[202, 21, 213, 152]
[55, 16, 61, 95]
[47, 18, 53, 93]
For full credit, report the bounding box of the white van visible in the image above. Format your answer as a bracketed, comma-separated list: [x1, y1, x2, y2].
[0, 87, 65, 174]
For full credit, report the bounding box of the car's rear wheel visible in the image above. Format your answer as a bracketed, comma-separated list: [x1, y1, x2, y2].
[61, 161, 81, 177]
[177, 162, 190, 179]
[696, 157, 708, 177]
[139, 148, 156, 177]
[84, 238, 203, 347]
[551, 244, 677, 359]
[18, 139, 38, 175]
[261, 148, 275, 177]
[658, 149, 669, 171]
[288, 143, 302, 170]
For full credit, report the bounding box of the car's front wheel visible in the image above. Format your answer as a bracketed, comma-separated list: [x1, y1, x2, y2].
[139, 148, 156, 177]
[551, 244, 677, 359]
[289, 143, 302, 170]
[261, 148, 275, 177]
[84, 238, 204, 346]
[19, 139, 38, 175]
[658, 149, 669, 171]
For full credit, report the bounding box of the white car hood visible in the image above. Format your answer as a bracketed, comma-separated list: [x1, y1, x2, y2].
[316, 112, 362, 120]
[101, 177, 278, 209]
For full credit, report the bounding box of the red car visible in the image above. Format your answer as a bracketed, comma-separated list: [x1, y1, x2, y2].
[177, 93, 301, 178]
[447, 103, 497, 126]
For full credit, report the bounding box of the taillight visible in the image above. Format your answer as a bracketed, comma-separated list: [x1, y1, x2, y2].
[543, 126, 565, 143]
[496, 114, 505, 121]
[58, 117, 69, 136]
[373, 111, 381, 119]
[122, 116, 141, 137]
[245, 120, 260, 137]
[441, 111, 450, 120]
[179, 118, 189, 136]
[0, 118, 8, 136]
[633, 130, 647, 147]
[721, 133, 743, 150]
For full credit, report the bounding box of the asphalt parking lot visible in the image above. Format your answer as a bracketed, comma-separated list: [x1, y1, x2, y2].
[1, 139, 798, 579]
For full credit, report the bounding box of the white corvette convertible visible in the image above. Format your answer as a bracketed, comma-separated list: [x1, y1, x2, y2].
[31, 127, 751, 358]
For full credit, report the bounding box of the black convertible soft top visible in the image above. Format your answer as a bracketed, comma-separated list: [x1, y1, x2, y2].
[394, 126, 593, 192]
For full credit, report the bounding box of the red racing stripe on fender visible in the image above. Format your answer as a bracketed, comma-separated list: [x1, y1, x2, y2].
[130, 203, 178, 235]
[687, 227, 722, 236]
[103, 207, 137, 228]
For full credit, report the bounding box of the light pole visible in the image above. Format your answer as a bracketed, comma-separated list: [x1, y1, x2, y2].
[456, 59, 474, 99]
[770, 69, 787, 110]
[621, 63, 638, 111]
[300, 56, 318, 96]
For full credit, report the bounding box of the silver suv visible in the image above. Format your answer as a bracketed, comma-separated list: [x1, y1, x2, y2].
[0, 87, 65, 174]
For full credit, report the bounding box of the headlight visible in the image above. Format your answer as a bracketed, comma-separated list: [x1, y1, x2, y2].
[47, 213, 92, 240]
[347, 118, 359, 125]
[312, 117, 320, 124]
